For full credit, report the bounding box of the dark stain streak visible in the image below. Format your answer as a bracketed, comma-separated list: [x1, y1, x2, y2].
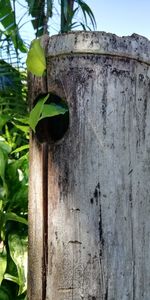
[143, 96, 147, 141]
[68, 240, 82, 244]
[58, 287, 74, 291]
[91, 182, 101, 205]
[42, 143, 48, 300]
[101, 69, 108, 136]
[99, 200, 104, 248]
[91, 183, 104, 255]
[96, 183, 105, 259]
[90, 198, 94, 204]
[105, 285, 108, 300]
[129, 178, 133, 208]
[88, 296, 96, 300]
[55, 231, 58, 240]
[128, 169, 133, 175]
[58, 162, 69, 200]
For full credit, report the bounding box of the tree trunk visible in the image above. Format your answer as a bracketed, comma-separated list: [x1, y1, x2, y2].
[28, 31, 150, 300]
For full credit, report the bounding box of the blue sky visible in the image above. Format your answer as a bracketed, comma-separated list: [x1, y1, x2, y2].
[17, 0, 150, 45]
[87, 0, 150, 39]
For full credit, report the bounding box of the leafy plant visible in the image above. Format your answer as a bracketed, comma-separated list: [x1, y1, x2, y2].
[26, 40, 69, 132]
[60, 0, 96, 32]
[0, 0, 27, 53]
[0, 122, 28, 298]
[0, 0, 96, 298]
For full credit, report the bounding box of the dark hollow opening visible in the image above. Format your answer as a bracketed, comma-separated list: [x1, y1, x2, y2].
[35, 93, 69, 144]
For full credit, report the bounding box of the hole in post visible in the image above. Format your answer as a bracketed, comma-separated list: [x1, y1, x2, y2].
[34, 93, 69, 144]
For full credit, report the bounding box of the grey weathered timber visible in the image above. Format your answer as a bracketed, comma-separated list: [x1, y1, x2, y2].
[28, 35, 49, 300]
[28, 32, 150, 300]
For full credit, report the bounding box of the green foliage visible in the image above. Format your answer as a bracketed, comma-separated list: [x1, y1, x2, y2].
[0, 0, 27, 53]
[25, 0, 53, 37]
[8, 233, 27, 295]
[60, 0, 96, 32]
[0, 57, 28, 299]
[0, 0, 96, 298]
[0, 61, 28, 118]
[26, 39, 46, 76]
[0, 123, 28, 297]
[0, 245, 7, 284]
[29, 94, 68, 132]
[24, 0, 96, 36]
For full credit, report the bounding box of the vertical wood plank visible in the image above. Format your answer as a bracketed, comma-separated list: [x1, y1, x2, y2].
[28, 35, 49, 300]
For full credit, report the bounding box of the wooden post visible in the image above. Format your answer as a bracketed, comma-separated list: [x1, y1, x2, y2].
[28, 32, 150, 300]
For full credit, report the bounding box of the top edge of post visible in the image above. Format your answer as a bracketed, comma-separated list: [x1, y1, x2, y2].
[47, 31, 150, 65]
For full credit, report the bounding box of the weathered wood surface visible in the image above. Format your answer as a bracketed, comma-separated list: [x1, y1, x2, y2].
[28, 35, 49, 300]
[28, 32, 150, 300]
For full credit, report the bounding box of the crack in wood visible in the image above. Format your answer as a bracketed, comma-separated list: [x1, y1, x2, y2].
[68, 240, 82, 244]
[42, 142, 48, 300]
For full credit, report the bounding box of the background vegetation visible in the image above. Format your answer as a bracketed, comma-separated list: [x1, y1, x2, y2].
[0, 0, 96, 299]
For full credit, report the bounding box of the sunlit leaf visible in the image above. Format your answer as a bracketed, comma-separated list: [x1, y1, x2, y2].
[5, 212, 28, 226]
[8, 233, 28, 295]
[0, 148, 6, 182]
[4, 273, 19, 285]
[26, 39, 46, 76]
[0, 245, 7, 284]
[28, 94, 49, 132]
[12, 123, 29, 134]
[11, 145, 29, 154]
[29, 94, 68, 132]
[39, 103, 68, 121]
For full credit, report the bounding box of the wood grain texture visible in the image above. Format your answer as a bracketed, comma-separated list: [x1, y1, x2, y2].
[28, 35, 49, 300]
[28, 32, 150, 300]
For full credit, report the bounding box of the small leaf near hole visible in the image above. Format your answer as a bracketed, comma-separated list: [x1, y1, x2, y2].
[29, 94, 69, 133]
[39, 103, 68, 121]
[29, 94, 49, 132]
[26, 39, 46, 77]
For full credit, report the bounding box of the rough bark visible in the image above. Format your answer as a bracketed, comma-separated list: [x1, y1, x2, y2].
[28, 32, 150, 300]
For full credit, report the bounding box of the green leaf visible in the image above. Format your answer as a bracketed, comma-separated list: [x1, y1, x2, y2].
[26, 39, 46, 76]
[13, 123, 29, 134]
[0, 115, 9, 130]
[0, 211, 5, 237]
[28, 94, 49, 132]
[0, 0, 27, 53]
[8, 234, 28, 295]
[63, 0, 68, 20]
[25, 0, 46, 36]
[29, 94, 68, 132]
[0, 245, 7, 284]
[4, 273, 19, 285]
[39, 103, 68, 121]
[0, 141, 11, 154]
[75, 0, 96, 30]
[0, 200, 2, 211]
[47, 0, 53, 17]
[5, 212, 28, 226]
[11, 145, 29, 154]
[0, 287, 9, 300]
[0, 148, 6, 182]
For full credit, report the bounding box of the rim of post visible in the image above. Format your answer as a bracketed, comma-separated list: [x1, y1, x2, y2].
[47, 31, 150, 65]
